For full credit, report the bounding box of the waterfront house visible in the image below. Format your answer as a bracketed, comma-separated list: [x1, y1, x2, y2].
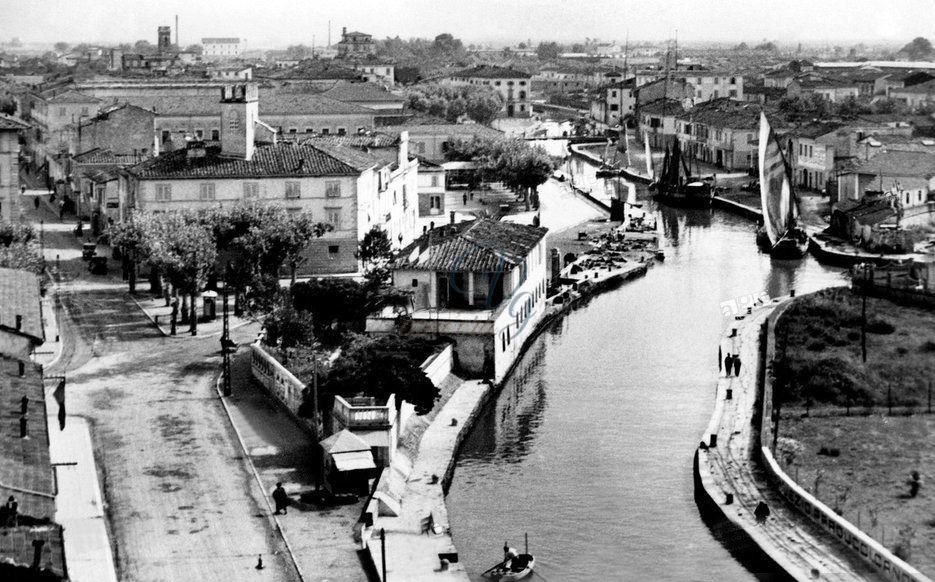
[836, 150, 935, 210]
[331, 394, 398, 468]
[366, 218, 548, 383]
[637, 98, 685, 149]
[675, 98, 765, 171]
[441, 65, 533, 118]
[319, 429, 377, 495]
[786, 121, 843, 193]
[590, 78, 636, 127]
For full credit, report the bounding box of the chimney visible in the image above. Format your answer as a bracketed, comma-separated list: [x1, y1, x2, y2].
[219, 83, 258, 161]
[343, 26, 347, 37]
[398, 130, 409, 170]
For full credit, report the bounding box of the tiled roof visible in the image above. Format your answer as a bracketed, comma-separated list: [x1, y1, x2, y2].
[0, 113, 29, 130]
[850, 150, 935, 178]
[380, 119, 503, 138]
[638, 98, 685, 116]
[891, 79, 935, 94]
[317, 81, 405, 103]
[788, 121, 843, 139]
[73, 148, 145, 165]
[262, 89, 377, 115]
[256, 61, 361, 81]
[202, 37, 240, 43]
[451, 65, 532, 80]
[129, 141, 376, 179]
[0, 267, 43, 343]
[301, 132, 398, 148]
[676, 98, 769, 130]
[397, 219, 547, 272]
[44, 89, 100, 103]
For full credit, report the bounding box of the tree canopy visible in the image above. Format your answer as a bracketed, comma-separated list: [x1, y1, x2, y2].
[318, 334, 441, 415]
[406, 83, 504, 125]
[445, 136, 558, 194]
[536, 41, 562, 60]
[899, 37, 933, 60]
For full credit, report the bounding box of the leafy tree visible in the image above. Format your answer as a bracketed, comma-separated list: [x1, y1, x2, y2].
[570, 43, 586, 53]
[444, 136, 557, 205]
[835, 96, 871, 119]
[318, 334, 441, 415]
[133, 40, 156, 54]
[53, 42, 69, 53]
[0, 225, 42, 275]
[536, 41, 561, 60]
[263, 301, 316, 350]
[433, 33, 464, 56]
[755, 41, 777, 52]
[184, 44, 203, 55]
[359, 225, 393, 266]
[899, 37, 933, 60]
[777, 94, 829, 121]
[407, 83, 504, 125]
[395, 65, 421, 85]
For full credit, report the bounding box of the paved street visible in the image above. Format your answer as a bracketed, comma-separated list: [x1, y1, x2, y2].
[21, 190, 300, 582]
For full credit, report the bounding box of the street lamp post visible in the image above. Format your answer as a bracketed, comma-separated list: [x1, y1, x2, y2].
[221, 277, 232, 397]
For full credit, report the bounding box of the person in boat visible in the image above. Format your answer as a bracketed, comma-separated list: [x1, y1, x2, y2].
[502, 545, 517, 569]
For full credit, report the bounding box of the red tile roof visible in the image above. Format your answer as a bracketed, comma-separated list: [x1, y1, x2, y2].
[397, 219, 547, 272]
[451, 65, 532, 80]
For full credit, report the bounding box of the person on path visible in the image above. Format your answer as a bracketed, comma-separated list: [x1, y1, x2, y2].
[469, 190, 474, 201]
[463, 193, 468, 206]
[754, 500, 770, 522]
[907, 470, 923, 498]
[272, 483, 290, 515]
[724, 353, 733, 377]
[733, 356, 742, 377]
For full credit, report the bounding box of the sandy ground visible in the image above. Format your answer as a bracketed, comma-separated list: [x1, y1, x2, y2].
[781, 414, 935, 577]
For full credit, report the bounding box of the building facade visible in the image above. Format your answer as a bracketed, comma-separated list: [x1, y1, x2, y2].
[442, 65, 532, 117]
[336, 28, 375, 58]
[201, 37, 243, 60]
[0, 114, 28, 223]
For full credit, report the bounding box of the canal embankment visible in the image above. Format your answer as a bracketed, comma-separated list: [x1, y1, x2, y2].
[694, 296, 924, 581]
[362, 258, 650, 581]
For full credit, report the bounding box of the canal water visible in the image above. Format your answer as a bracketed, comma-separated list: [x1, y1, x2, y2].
[445, 154, 848, 581]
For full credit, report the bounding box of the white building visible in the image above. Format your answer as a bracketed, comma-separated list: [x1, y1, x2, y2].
[201, 37, 243, 61]
[367, 219, 549, 382]
[120, 84, 419, 275]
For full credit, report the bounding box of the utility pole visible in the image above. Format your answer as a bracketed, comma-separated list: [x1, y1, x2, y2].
[313, 356, 321, 491]
[861, 263, 868, 363]
[221, 275, 232, 397]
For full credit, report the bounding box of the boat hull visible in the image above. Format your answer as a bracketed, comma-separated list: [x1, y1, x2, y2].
[757, 227, 807, 260]
[487, 555, 535, 581]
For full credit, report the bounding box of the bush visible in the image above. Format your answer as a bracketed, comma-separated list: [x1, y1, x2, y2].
[808, 340, 827, 352]
[866, 318, 896, 334]
[920, 340, 935, 353]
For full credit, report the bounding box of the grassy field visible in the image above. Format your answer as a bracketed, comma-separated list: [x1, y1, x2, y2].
[773, 287, 935, 408]
[780, 414, 935, 575]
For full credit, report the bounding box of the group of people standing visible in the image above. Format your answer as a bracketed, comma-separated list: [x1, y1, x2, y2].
[720, 347, 742, 377]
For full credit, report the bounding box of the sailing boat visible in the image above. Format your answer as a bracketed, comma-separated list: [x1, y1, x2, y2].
[596, 138, 620, 178]
[651, 138, 712, 208]
[756, 112, 808, 259]
[644, 132, 655, 181]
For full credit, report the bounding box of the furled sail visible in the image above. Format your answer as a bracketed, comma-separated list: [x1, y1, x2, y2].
[644, 133, 654, 180]
[758, 112, 794, 247]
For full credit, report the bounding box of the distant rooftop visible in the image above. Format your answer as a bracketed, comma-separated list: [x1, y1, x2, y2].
[850, 150, 935, 178]
[450, 65, 532, 80]
[0, 267, 43, 344]
[0, 112, 29, 130]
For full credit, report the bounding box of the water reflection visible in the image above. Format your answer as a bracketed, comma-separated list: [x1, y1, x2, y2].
[447, 153, 848, 581]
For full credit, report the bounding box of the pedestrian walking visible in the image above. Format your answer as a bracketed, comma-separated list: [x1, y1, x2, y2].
[469, 190, 474, 201]
[33, 196, 39, 210]
[463, 193, 468, 205]
[733, 356, 742, 377]
[754, 500, 770, 522]
[272, 482, 290, 515]
[718, 345, 723, 371]
[724, 353, 733, 377]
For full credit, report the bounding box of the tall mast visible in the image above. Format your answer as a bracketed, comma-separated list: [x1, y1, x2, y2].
[624, 31, 629, 79]
[674, 29, 679, 72]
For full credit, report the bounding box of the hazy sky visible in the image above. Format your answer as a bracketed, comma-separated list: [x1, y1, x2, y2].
[2, 0, 931, 48]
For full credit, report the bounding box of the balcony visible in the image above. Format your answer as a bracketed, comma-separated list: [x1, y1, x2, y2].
[332, 394, 397, 430]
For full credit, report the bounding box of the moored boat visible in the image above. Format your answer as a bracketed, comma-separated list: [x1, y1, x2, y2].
[651, 139, 713, 208]
[756, 112, 807, 259]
